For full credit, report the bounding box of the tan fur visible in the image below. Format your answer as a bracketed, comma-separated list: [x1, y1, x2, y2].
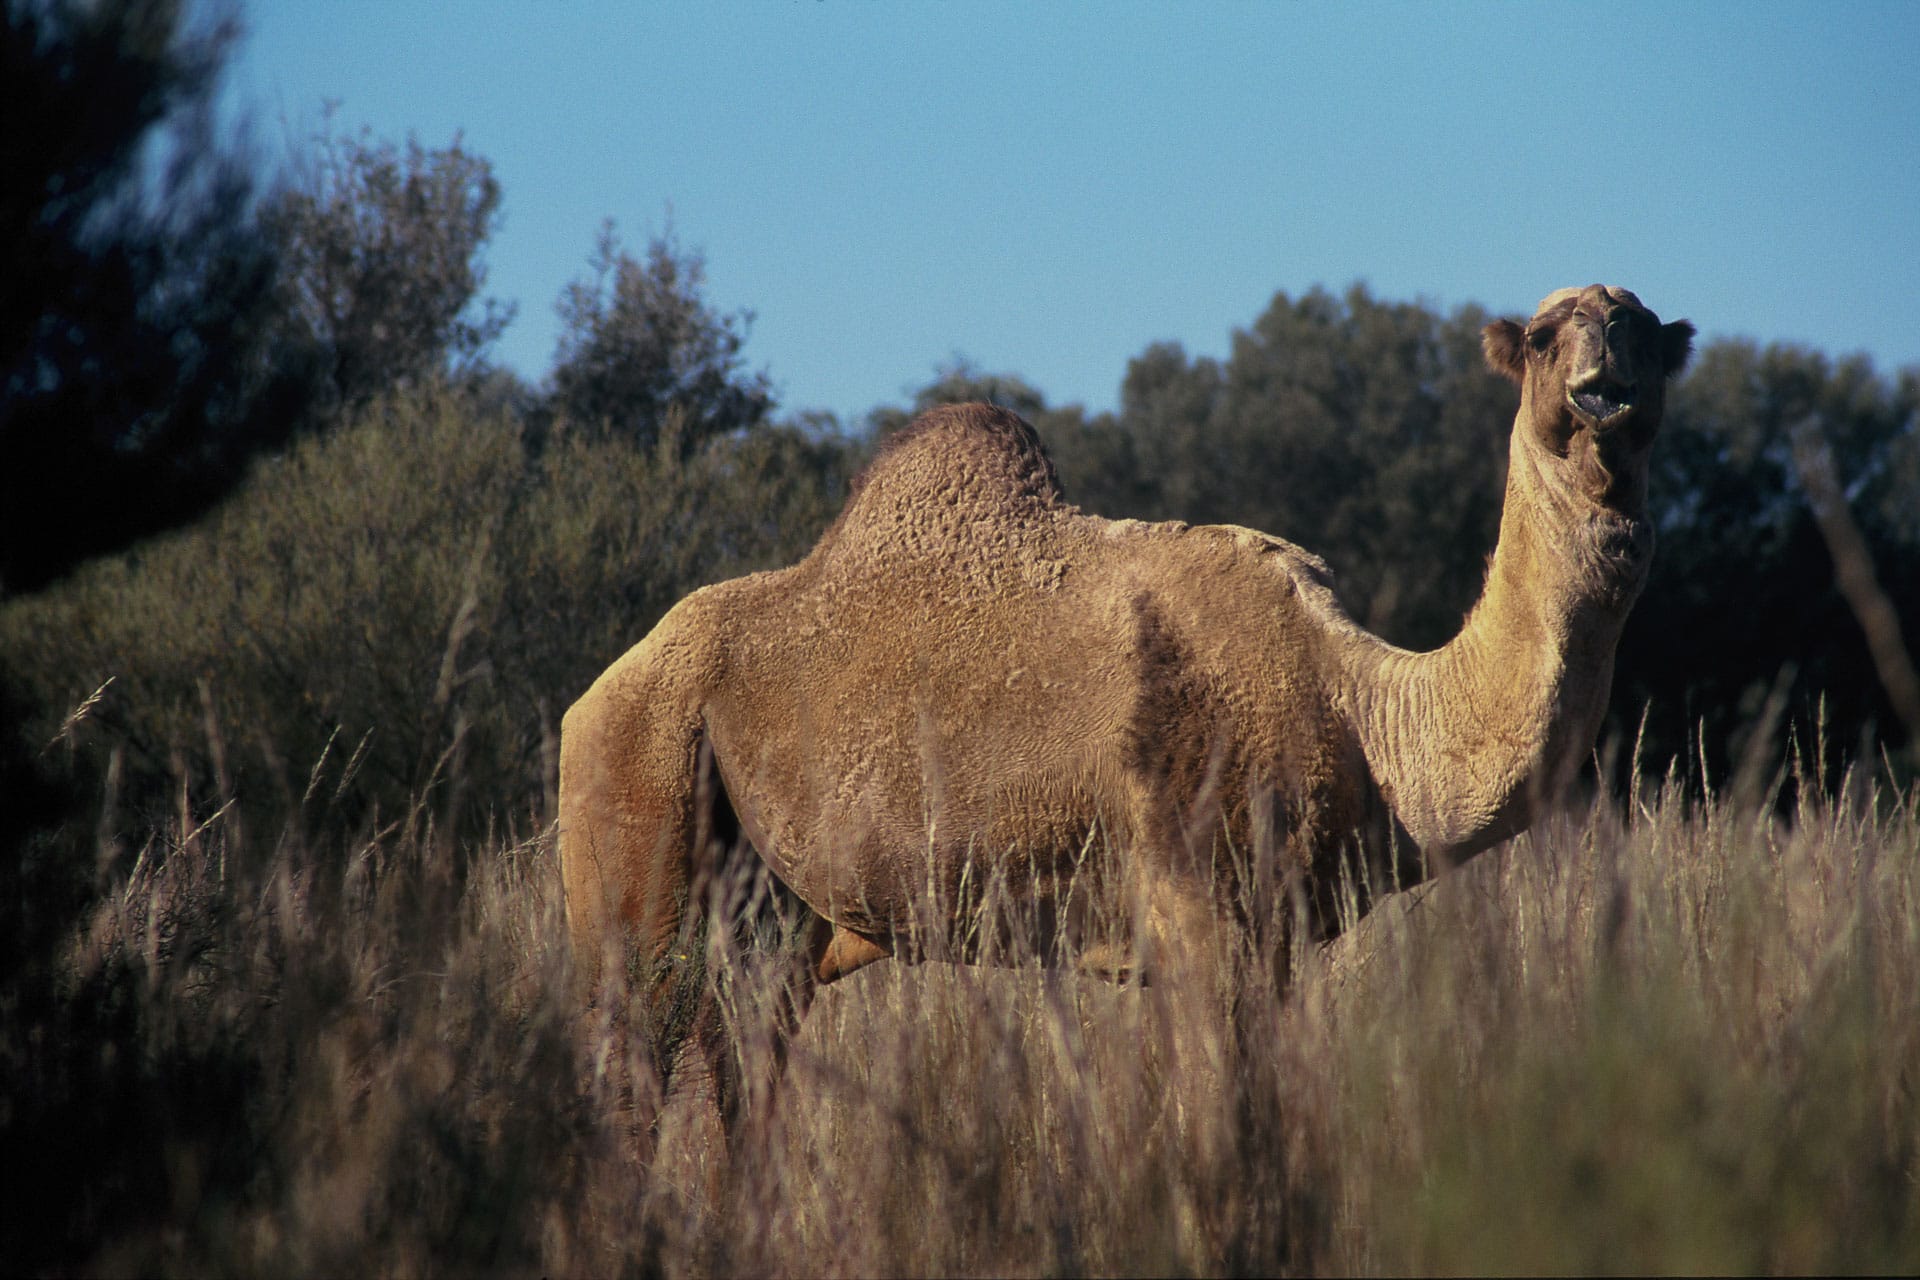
[559, 284, 1693, 1091]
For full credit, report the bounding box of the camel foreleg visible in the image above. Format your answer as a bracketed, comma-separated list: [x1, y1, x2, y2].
[560, 653, 755, 1128]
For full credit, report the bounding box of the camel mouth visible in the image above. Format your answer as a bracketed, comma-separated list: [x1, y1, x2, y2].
[1567, 381, 1636, 428]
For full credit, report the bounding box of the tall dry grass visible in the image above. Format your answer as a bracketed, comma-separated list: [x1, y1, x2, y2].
[7, 722, 1917, 1276]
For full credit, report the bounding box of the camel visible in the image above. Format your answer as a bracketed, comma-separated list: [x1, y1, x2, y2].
[559, 283, 1694, 1118]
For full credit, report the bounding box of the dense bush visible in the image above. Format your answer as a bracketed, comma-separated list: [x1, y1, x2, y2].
[0, 382, 856, 853]
[1629, 342, 1920, 771]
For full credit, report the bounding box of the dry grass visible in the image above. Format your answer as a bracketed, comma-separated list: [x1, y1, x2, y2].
[6, 739, 1918, 1277]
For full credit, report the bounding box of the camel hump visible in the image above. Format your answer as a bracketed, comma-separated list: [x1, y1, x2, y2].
[822, 403, 1069, 546]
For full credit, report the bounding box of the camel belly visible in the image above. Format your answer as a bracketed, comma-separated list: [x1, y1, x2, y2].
[711, 720, 1125, 948]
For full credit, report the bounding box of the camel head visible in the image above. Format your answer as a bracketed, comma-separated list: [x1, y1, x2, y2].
[1482, 284, 1695, 512]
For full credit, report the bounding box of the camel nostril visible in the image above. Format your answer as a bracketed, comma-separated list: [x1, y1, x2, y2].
[1605, 316, 1636, 357]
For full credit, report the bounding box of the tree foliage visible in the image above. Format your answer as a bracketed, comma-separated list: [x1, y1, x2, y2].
[545, 222, 772, 452]
[261, 114, 512, 421]
[0, 0, 301, 593]
[1627, 341, 1920, 770]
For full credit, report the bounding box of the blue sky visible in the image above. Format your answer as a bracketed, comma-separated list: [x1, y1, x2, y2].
[230, 1, 1920, 424]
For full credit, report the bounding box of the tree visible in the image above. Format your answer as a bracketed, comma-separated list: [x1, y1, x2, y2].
[544, 222, 772, 452]
[1621, 341, 1920, 773]
[0, 0, 301, 595]
[261, 114, 512, 421]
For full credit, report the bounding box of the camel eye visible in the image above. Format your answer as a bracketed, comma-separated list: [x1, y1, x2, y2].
[1527, 327, 1555, 355]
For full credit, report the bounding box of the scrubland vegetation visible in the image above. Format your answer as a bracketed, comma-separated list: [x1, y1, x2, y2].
[4, 377, 1915, 1277]
[5, 2, 1919, 1274]
[7, 702, 1918, 1275]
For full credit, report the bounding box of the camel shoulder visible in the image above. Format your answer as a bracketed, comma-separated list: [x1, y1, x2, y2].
[1193, 522, 1336, 581]
[1099, 519, 1353, 613]
[1216, 524, 1371, 630]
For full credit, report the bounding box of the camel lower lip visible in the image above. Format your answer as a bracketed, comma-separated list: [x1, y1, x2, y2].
[1570, 390, 1633, 425]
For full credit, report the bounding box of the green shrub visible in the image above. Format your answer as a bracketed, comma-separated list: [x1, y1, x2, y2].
[0, 383, 854, 853]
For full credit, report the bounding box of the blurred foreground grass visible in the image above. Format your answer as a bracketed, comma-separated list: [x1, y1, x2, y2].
[4, 743, 1917, 1276]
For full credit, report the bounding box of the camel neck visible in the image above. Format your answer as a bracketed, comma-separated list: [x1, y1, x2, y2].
[1339, 419, 1649, 864]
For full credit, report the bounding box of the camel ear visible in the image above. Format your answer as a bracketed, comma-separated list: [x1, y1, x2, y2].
[1482, 319, 1527, 384]
[1661, 319, 1696, 376]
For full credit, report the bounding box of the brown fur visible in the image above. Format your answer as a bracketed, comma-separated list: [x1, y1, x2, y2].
[558, 286, 1693, 1120]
